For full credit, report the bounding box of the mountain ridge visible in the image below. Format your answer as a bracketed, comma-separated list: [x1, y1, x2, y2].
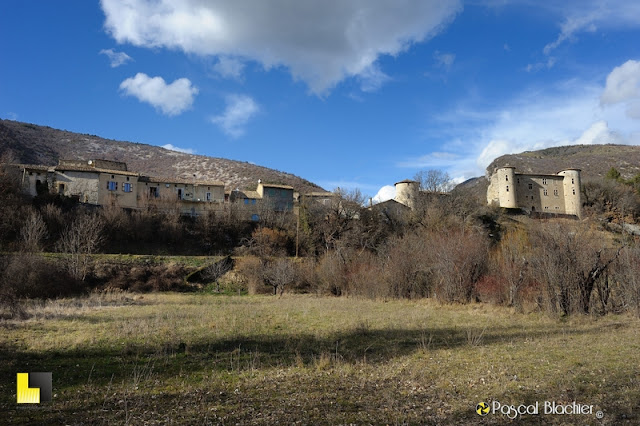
[0, 119, 324, 194]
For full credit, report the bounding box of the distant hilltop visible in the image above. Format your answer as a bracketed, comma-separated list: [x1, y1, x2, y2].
[486, 144, 640, 181]
[0, 119, 324, 194]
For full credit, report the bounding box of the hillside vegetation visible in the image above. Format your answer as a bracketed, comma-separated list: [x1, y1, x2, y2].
[0, 119, 323, 193]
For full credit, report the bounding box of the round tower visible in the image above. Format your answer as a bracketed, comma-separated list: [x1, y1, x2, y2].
[558, 169, 582, 218]
[394, 179, 419, 209]
[497, 167, 517, 208]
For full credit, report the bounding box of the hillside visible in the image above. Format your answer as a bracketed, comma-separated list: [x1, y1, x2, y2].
[0, 120, 324, 194]
[486, 144, 640, 181]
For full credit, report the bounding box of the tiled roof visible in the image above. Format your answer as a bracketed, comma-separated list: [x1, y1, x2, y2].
[260, 183, 294, 190]
[54, 165, 140, 177]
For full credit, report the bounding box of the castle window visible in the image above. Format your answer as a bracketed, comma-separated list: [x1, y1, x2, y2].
[543, 189, 548, 196]
[123, 183, 132, 192]
[555, 206, 559, 210]
[244, 198, 249, 204]
[545, 206, 549, 210]
[111, 175, 115, 179]
[542, 178, 547, 185]
[572, 189, 576, 195]
[553, 189, 558, 196]
[107, 181, 117, 191]
[506, 185, 509, 192]
[206, 192, 211, 201]
[572, 178, 574, 184]
[505, 175, 508, 181]
[528, 183, 533, 190]
[126, 176, 130, 181]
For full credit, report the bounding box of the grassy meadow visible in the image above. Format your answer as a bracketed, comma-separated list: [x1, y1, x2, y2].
[1, 292, 639, 424]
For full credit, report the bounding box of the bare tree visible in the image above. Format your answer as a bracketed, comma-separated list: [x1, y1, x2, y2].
[414, 169, 454, 193]
[202, 256, 235, 292]
[20, 209, 47, 252]
[263, 258, 297, 296]
[493, 229, 530, 309]
[530, 222, 621, 315]
[57, 212, 104, 281]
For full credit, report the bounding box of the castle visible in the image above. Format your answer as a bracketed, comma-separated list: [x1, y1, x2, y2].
[486, 167, 582, 218]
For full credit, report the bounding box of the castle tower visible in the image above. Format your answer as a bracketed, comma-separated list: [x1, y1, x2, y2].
[497, 167, 517, 208]
[394, 179, 419, 209]
[558, 169, 582, 218]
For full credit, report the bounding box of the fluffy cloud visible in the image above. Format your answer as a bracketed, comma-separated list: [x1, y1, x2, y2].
[99, 48, 133, 67]
[119, 73, 198, 116]
[100, 0, 462, 94]
[210, 94, 259, 138]
[161, 144, 195, 154]
[372, 185, 396, 204]
[601, 60, 640, 120]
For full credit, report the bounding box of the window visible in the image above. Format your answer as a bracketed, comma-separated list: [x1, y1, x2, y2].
[544, 206, 549, 210]
[506, 185, 509, 192]
[123, 183, 132, 192]
[517, 178, 520, 184]
[528, 183, 533, 190]
[542, 178, 547, 185]
[177, 188, 183, 200]
[555, 206, 560, 210]
[58, 183, 65, 194]
[553, 189, 558, 196]
[572, 189, 576, 195]
[206, 192, 211, 201]
[572, 178, 574, 184]
[126, 176, 130, 181]
[543, 189, 548, 196]
[107, 181, 117, 191]
[505, 175, 509, 181]
[251, 199, 256, 205]
[244, 198, 249, 204]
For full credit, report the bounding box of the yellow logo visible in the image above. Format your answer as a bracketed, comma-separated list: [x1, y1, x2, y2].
[476, 402, 490, 416]
[17, 372, 52, 404]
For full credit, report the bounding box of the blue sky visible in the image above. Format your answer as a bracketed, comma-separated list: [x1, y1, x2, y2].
[1, 1, 640, 201]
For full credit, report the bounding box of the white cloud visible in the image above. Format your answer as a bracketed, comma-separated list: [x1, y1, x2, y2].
[161, 144, 195, 154]
[434, 50, 455, 70]
[543, 1, 640, 55]
[210, 94, 259, 138]
[99, 48, 133, 67]
[212, 56, 245, 80]
[403, 65, 640, 180]
[100, 0, 462, 95]
[119, 73, 198, 116]
[601, 60, 640, 104]
[372, 185, 396, 204]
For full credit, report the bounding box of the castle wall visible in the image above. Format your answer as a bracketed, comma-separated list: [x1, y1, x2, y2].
[487, 167, 582, 217]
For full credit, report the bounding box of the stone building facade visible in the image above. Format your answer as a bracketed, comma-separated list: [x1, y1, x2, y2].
[486, 166, 582, 218]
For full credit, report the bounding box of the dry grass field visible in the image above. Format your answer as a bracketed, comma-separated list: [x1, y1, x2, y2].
[1, 292, 639, 424]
